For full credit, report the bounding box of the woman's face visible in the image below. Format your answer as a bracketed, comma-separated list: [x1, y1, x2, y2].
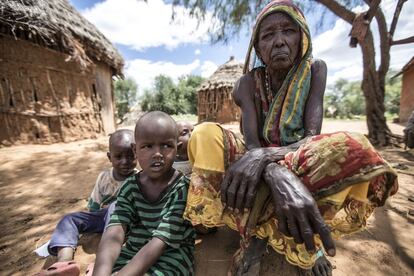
[256, 12, 301, 71]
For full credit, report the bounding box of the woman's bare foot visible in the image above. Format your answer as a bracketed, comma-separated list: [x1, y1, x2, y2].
[300, 254, 332, 276]
[312, 255, 332, 276]
[234, 237, 267, 276]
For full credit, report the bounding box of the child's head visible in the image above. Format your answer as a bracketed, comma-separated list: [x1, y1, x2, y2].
[107, 129, 137, 179]
[134, 111, 178, 179]
[176, 121, 194, 161]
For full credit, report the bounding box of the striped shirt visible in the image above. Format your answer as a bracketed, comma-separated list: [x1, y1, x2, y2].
[108, 171, 195, 275]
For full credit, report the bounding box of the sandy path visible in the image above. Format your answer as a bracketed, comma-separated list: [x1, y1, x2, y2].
[0, 121, 413, 275]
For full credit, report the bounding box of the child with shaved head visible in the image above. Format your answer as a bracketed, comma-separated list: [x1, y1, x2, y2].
[172, 121, 194, 176]
[93, 111, 195, 276]
[36, 129, 137, 274]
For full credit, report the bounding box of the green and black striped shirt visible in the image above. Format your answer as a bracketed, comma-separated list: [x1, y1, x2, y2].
[108, 171, 195, 275]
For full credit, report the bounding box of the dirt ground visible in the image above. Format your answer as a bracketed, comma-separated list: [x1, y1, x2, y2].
[0, 120, 413, 275]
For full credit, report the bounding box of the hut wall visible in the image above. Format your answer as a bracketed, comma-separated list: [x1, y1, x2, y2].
[94, 62, 115, 135]
[0, 36, 111, 145]
[399, 66, 414, 123]
[198, 87, 240, 123]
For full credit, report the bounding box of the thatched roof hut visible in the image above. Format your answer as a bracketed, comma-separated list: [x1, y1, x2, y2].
[197, 56, 242, 123]
[0, 0, 124, 145]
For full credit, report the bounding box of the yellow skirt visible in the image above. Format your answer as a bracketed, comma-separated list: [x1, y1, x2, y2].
[183, 123, 398, 269]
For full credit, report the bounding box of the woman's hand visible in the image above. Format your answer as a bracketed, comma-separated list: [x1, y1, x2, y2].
[264, 163, 336, 256]
[221, 147, 285, 213]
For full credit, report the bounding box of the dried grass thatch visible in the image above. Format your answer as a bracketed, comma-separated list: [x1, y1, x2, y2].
[0, 0, 123, 74]
[197, 56, 242, 123]
[198, 56, 243, 92]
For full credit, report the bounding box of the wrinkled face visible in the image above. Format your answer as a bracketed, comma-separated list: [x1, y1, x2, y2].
[108, 138, 137, 177]
[134, 120, 177, 179]
[256, 12, 301, 71]
[176, 121, 194, 161]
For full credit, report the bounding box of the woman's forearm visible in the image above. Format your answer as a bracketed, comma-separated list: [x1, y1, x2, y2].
[259, 136, 310, 164]
[93, 225, 125, 276]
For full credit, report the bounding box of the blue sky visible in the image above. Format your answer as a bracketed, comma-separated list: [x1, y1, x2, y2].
[69, 0, 413, 93]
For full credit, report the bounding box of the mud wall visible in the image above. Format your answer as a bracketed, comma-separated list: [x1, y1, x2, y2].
[94, 62, 115, 135]
[399, 67, 414, 123]
[0, 36, 115, 145]
[198, 88, 240, 123]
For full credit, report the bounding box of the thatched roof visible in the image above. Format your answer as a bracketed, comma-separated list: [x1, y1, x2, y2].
[198, 56, 243, 92]
[0, 0, 124, 74]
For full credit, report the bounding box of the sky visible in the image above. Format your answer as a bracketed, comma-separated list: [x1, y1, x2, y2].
[69, 0, 414, 94]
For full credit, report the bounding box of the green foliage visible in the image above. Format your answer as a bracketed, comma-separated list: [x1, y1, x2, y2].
[114, 78, 138, 121]
[324, 79, 365, 119]
[173, 0, 363, 43]
[140, 75, 204, 115]
[324, 74, 401, 119]
[384, 70, 401, 115]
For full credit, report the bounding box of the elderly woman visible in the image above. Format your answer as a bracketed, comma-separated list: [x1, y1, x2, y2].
[184, 0, 398, 275]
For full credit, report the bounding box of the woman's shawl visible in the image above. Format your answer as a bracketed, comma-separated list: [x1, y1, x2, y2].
[244, 0, 313, 146]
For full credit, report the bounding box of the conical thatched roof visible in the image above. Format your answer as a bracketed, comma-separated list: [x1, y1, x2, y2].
[198, 56, 243, 92]
[0, 0, 123, 74]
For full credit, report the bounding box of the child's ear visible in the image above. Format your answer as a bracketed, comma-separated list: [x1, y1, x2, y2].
[107, 152, 111, 162]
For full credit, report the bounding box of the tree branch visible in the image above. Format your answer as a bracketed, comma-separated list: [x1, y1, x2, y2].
[389, 0, 407, 40]
[349, 0, 381, 47]
[314, 0, 355, 24]
[391, 36, 414, 46]
[375, 7, 390, 80]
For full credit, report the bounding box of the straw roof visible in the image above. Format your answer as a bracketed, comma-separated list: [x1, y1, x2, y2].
[0, 0, 124, 74]
[198, 56, 243, 92]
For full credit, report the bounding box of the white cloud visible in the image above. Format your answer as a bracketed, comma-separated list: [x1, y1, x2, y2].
[194, 49, 201, 55]
[200, 61, 218, 78]
[82, 0, 212, 51]
[125, 59, 200, 92]
[313, 0, 414, 86]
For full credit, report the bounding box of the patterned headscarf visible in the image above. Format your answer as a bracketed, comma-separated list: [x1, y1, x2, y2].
[244, 0, 313, 146]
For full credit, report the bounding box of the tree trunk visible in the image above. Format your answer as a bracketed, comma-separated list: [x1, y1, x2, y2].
[359, 30, 391, 146]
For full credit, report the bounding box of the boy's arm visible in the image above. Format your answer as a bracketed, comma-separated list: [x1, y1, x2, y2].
[117, 237, 166, 276]
[92, 225, 125, 276]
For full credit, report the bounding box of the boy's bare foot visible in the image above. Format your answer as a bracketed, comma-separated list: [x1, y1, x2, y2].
[234, 237, 267, 276]
[57, 247, 75, 262]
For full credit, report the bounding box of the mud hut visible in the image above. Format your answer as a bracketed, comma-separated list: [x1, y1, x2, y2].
[0, 0, 124, 146]
[394, 57, 414, 123]
[197, 56, 242, 123]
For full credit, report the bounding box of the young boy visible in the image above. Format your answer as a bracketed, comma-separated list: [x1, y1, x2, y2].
[172, 121, 194, 176]
[38, 129, 137, 263]
[93, 111, 195, 276]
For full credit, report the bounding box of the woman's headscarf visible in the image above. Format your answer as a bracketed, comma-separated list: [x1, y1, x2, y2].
[244, 0, 313, 146]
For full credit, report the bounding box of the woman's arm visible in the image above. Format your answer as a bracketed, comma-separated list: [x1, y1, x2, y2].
[264, 162, 336, 256]
[303, 59, 327, 137]
[233, 74, 261, 150]
[92, 225, 125, 276]
[117, 238, 166, 276]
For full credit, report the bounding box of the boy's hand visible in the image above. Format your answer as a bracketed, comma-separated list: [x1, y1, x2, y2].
[118, 237, 166, 275]
[93, 225, 125, 276]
